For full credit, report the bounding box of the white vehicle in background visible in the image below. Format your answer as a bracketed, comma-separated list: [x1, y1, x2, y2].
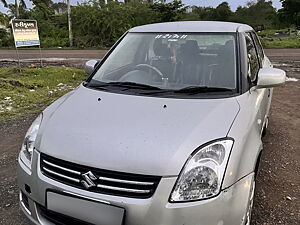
[18, 21, 285, 225]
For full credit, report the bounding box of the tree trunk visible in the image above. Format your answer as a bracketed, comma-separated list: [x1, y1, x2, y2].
[67, 0, 73, 47]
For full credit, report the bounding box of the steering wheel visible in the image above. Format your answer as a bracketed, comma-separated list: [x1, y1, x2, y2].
[135, 64, 163, 81]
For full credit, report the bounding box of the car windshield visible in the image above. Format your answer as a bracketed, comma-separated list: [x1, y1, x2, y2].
[89, 32, 237, 95]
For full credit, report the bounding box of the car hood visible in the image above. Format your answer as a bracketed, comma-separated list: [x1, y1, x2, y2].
[38, 85, 240, 176]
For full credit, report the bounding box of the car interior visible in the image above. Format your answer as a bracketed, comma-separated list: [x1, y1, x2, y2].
[97, 34, 237, 90]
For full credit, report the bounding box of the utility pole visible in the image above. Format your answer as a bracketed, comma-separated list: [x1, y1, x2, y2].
[15, 0, 19, 18]
[67, 0, 73, 47]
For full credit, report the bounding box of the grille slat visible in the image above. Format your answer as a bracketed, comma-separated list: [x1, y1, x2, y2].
[42, 167, 81, 183]
[98, 176, 154, 186]
[43, 159, 81, 175]
[97, 184, 151, 193]
[40, 154, 160, 198]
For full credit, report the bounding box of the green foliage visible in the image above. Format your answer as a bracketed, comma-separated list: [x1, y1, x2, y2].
[0, 66, 86, 121]
[279, 0, 300, 26]
[185, 7, 215, 21]
[214, 2, 232, 21]
[258, 28, 294, 36]
[232, 0, 277, 28]
[150, 0, 186, 22]
[0, 28, 13, 47]
[0, 0, 299, 49]
[72, 1, 158, 47]
[0, 12, 8, 25]
[187, 2, 233, 22]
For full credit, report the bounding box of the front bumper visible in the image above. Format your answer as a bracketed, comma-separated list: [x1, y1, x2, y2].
[18, 151, 253, 225]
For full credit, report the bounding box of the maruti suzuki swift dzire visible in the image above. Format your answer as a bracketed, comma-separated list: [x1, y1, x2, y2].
[18, 21, 286, 225]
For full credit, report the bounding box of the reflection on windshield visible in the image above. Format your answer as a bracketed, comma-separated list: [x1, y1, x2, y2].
[91, 33, 237, 92]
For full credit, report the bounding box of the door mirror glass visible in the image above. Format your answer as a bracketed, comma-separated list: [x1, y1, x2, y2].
[84, 59, 100, 75]
[257, 68, 286, 88]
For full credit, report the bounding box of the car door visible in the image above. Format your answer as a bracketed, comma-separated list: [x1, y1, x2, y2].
[251, 31, 273, 130]
[245, 32, 267, 134]
[251, 32, 273, 128]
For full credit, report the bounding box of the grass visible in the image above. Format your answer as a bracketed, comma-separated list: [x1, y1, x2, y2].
[257, 28, 300, 48]
[260, 37, 300, 48]
[258, 28, 293, 36]
[0, 66, 86, 121]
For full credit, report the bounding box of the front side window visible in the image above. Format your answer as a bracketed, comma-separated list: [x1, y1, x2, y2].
[88, 33, 238, 97]
[251, 32, 264, 65]
[245, 33, 260, 82]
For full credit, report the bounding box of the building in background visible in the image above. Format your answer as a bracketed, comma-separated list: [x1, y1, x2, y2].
[52, 2, 68, 15]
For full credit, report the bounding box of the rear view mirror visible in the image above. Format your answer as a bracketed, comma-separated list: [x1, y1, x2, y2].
[84, 60, 100, 75]
[257, 68, 286, 89]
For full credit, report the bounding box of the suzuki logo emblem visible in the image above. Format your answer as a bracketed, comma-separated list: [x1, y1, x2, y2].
[81, 171, 97, 189]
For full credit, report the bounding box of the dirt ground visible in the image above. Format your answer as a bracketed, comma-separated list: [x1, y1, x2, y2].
[0, 51, 299, 225]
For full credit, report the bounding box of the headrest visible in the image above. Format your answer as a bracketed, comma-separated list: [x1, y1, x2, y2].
[180, 40, 199, 56]
[153, 39, 171, 57]
[224, 40, 234, 49]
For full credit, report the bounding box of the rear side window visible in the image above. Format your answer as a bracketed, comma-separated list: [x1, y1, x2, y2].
[245, 33, 260, 82]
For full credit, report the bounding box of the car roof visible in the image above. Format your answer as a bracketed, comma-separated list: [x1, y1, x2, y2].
[129, 21, 253, 33]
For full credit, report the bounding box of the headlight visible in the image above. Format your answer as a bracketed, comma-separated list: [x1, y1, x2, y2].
[170, 139, 234, 202]
[20, 114, 42, 168]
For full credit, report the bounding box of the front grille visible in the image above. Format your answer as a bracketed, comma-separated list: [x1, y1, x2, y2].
[40, 153, 161, 198]
[39, 204, 92, 225]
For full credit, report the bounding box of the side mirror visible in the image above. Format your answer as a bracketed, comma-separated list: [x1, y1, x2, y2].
[256, 68, 286, 89]
[84, 59, 100, 75]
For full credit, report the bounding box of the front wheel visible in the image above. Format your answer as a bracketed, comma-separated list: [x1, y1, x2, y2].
[262, 117, 269, 137]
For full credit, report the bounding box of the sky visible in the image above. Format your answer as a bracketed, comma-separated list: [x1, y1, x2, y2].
[0, 0, 282, 14]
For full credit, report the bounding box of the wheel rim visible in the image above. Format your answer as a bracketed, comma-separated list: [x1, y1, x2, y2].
[245, 179, 255, 225]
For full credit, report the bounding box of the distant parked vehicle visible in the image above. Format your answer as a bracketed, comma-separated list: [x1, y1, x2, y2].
[18, 21, 285, 225]
[254, 24, 265, 32]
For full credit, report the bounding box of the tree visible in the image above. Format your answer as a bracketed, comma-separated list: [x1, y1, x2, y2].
[232, 0, 276, 28]
[193, 6, 216, 21]
[7, 0, 27, 18]
[2, 0, 52, 18]
[215, 2, 232, 21]
[0, 12, 8, 25]
[279, 0, 300, 26]
[0, 0, 7, 7]
[150, 0, 186, 22]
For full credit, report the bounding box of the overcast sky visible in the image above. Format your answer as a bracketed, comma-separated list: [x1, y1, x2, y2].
[0, 0, 282, 14]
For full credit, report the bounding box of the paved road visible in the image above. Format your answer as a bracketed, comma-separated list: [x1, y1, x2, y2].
[0, 49, 108, 60]
[0, 48, 300, 61]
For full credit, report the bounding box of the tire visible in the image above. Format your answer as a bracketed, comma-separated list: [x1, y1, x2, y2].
[244, 176, 256, 225]
[262, 117, 269, 137]
[262, 125, 267, 137]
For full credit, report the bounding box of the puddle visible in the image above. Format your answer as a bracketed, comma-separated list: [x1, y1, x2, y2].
[0, 58, 93, 62]
[286, 77, 299, 82]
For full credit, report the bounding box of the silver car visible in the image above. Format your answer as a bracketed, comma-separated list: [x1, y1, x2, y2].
[17, 21, 286, 225]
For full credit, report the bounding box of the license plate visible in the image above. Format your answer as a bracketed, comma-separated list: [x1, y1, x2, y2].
[46, 191, 125, 225]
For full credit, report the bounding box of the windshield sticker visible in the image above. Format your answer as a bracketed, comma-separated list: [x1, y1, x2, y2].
[155, 34, 188, 40]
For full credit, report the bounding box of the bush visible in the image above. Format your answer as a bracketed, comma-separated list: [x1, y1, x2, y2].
[0, 28, 14, 47]
[72, 1, 158, 47]
[40, 37, 69, 48]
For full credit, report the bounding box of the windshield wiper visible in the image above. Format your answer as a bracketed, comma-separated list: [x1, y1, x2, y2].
[174, 86, 233, 94]
[88, 81, 161, 90]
